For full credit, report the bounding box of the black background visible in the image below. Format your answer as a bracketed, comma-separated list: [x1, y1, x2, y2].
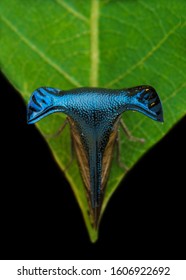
[0, 71, 185, 260]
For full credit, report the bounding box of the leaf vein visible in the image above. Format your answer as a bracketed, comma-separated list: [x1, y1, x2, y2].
[163, 82, 186, 103]
[101, 23, 153, 47]
[105, 22, 181, 87]
[50, 31, 90, 46]
[55, 0, 89, 23]
[1, 15, 82, 88]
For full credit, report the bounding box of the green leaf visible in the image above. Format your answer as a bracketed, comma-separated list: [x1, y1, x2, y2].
[0, 0, 186, 242]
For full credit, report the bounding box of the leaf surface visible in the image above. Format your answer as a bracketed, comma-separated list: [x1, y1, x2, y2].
[0, 0, 186, 241]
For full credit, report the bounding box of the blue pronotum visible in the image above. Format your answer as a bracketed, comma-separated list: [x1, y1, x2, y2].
[27, 85, 163, 227]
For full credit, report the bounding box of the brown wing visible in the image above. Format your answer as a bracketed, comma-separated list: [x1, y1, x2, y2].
[101, 118, 120, 192]
[67, 117, 90, 192]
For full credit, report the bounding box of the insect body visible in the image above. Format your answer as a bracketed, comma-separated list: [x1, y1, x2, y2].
[27, 85, 163, 227]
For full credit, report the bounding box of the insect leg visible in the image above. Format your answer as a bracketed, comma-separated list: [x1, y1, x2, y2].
[119, 119, 145, 143]
[64, 133, 75, 172]
[116, 129, 129, 171]
[45, 118, 69, 138]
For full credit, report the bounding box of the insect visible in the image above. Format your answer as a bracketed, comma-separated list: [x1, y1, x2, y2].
[27, 85, 163, 227]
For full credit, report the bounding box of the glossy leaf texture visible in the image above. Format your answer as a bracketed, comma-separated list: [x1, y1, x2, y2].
[0, 0, 186, 242]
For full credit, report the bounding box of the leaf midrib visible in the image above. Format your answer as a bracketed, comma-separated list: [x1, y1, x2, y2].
[90, 0, 100, 87]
